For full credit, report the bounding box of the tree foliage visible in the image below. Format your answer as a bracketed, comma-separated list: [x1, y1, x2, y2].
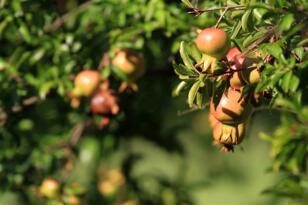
[0, 0, 307, 205]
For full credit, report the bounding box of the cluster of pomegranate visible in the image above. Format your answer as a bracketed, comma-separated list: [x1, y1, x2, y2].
[39, 178, 81, 205]
[70, 49, 144, 129]
[195, 28, 262, 151]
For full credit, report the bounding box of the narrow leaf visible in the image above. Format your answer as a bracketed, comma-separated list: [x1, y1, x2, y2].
[180, 41, 196, 72]
[188, 80, 201, 107]
[172, 81, 187, 97]
[181, 0, 193, 8]
[241, 10, 252, 32]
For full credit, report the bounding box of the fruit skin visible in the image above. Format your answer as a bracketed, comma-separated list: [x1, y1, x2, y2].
[39, 178, 60, 198]
[226, 47, 260, 88]
[208, 112, 219, 128]
[213, 121, 245, 145]
[226, 47, 245, 70]
[210, 88, 251, 124]
[74, 70, 101, 97]
[112, 49, 145, 82]
[97, 168, 125, 197]
[90, 90, 119, 115]
[242, 68, 261, 85]
[229, 71, 246, 90]
[195, 28, 230, 59]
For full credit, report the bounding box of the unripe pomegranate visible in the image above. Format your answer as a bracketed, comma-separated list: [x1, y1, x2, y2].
[210, 88, 251, 124]
[229, 71, 246, 90]
[195, 28, 230, 59]
[90, 90, 119, 115]
[74, 70, 101, 97]
[39, 178, 60, 198]
[121, 201, 138, 205]
[97, 168, 125, 197]
[213, 121, 245, 145]
[65, 195, 81, 205]
[112, 49, 145, 82]
[242, 68, 261, 85]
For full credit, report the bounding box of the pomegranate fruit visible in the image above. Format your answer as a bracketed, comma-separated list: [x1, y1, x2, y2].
[208, 112, 219, 128]
[90, 90, 119, 115]
[210, 88, 251, 124]
[112, 49, 145, 81]
[39, 178, 60, 198]
[195, 28, 230, 59]
[97, 168, 125, 197]
[226, 47, 245, 70]
[229, 71, 246, 90]
[242, 68, 261, 85]
[213, 121, 245, 145]
[74, 70, 101, 97]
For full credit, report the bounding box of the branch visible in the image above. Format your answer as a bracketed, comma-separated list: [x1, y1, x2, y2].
[188, 5, 245, 16]
[69, 118, 92, 146]
[215, 6, 229, 28]
[45, 1, 93, 32]
[241, 26, 277, 56]
[11, 96, 40, 113]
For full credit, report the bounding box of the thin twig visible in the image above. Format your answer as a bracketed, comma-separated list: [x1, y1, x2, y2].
[69, 118, 92, 146]
[215, 6, 229, 28]
[45, 1, 93, 32]
[241, 26, 277, 56]
[11, 96, 40, 113]
[188, 5, 245, 16]
[97, 53, 110, 70]
[177, 103, 209, 116]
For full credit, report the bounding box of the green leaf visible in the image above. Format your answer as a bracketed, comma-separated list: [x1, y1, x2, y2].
[18, 22, 32, 43]
[231, 20, 242, 39]
[188, 80, 201, 107]
[293, 47, 304, 61]
[179, 41, 196, 72]
[181, 0, 193, 8]
[281, 71, 292, 93]
[173, 62, 195, 76]
[241, 10, 252, 32]
[188, 43, 202, 63]
[196, 91, 203, 109]
[172, 81, 187, 97]
[29, 49, 45, 65]
[112, 66, 129, 81]
[270, 71, 286, 87]
[39, 82, 53, 99]
[265, 43, 283, 59]
[290, 74, 300, 92]
[243, 30, 266, 48]
[278, 13, 294, 32]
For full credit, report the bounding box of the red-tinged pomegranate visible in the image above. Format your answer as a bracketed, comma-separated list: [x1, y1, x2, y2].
[208, 112, 219, 128]
[112, 49, 145, 82]
[91, 90, 119, 115]
[213, 121, 245, 145]
[195, 28, 230, 59]
[98, 117, 111, 129]
[210, 88, 251, 124]
[226, 47, 245, 70]
[74, 70, 101, 97]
